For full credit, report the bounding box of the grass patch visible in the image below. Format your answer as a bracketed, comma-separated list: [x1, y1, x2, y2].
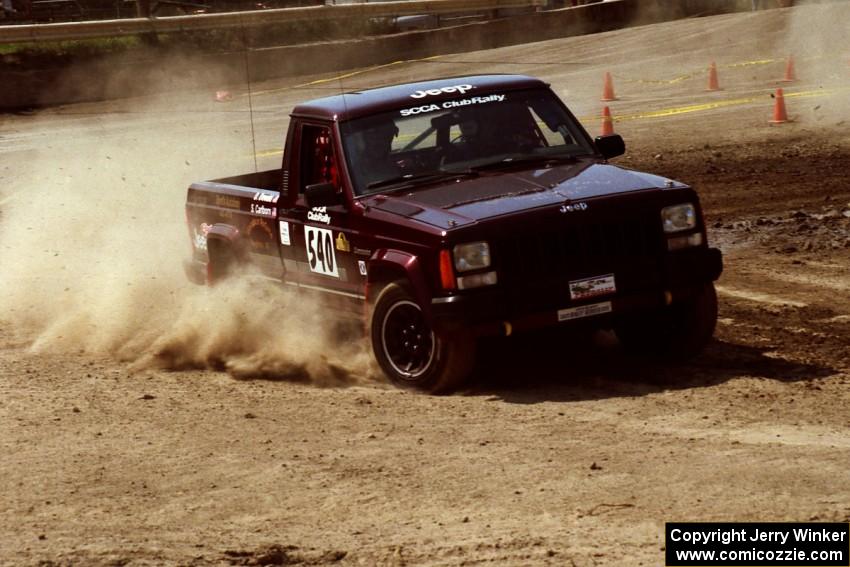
[0, 18, 395, 68]
[1, 35, 144, 56]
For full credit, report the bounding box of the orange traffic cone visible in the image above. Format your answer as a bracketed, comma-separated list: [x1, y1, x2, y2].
[601, 72, 617, 101]
[770, 88, 789, 124]
[601, 106, 614, 136]
[781, 55, 797, 82]
[707, 61, 721, 91]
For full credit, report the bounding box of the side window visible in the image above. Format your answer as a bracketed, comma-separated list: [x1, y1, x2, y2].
[299, 125, 340, 194]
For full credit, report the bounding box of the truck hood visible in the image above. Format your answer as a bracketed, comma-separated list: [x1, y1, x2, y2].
[364, 160, 685, 230]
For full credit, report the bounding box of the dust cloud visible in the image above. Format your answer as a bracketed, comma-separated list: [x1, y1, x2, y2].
[0, 104, 374, 386]
[784, 2, 850, 125]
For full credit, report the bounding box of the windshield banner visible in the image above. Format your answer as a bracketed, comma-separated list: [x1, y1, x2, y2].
[400, 94, 506, 117]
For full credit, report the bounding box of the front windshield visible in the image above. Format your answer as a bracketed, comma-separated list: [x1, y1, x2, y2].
[340, 88, 595, 196]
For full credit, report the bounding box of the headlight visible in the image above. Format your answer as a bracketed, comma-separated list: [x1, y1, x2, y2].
[453, 241, 491, 272]
[661, 203, 697, 233]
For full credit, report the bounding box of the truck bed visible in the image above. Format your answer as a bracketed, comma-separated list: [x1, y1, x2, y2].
[205, 169, 282, 192]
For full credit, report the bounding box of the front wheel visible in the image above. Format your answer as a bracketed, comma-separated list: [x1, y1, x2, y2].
[370, 282, 474, 394]
[615, 282, 718, 359]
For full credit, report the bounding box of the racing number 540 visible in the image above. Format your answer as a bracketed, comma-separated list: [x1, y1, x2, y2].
[305, 225, 339, 278]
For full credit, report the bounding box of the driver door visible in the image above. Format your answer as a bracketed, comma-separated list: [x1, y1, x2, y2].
[279, 122, 364, 311]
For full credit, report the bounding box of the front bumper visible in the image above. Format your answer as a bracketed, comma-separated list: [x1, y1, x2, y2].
[431, 247, 722, 336]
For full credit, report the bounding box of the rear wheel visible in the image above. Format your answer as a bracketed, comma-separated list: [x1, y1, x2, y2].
[206, 240, 236, 285]
[615, 282, 718, 359]
[370, 282, 474, 393]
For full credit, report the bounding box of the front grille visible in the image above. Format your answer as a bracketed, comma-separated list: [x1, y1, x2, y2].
[494, 211, 664, 310]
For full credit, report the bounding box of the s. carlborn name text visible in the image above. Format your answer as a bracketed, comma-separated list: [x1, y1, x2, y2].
[670, 527, 848, 546]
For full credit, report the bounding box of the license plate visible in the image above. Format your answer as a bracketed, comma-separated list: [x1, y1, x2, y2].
[569, 274, 616, 300]
[558, 301, 612, 322]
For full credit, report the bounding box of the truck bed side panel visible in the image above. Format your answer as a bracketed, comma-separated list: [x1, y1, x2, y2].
[186, 173, 283, 279]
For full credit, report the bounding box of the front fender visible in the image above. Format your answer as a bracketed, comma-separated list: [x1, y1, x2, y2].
[368, 249, 434, 322]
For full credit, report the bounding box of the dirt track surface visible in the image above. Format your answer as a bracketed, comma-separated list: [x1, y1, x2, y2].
[2, 5, 850, 566]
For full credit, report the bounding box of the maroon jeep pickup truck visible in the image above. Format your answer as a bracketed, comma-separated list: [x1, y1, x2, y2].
[184, 74, 722, 392]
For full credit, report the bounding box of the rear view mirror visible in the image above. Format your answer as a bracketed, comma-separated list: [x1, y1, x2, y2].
[594, 134, 625, 159]
[305, 182, 342, 209]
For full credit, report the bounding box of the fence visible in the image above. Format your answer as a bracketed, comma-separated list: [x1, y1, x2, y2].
[0, 0, 545, 43]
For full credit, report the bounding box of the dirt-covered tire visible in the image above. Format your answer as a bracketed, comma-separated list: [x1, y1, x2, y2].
[615, 282, 718, 359]
[370, 281, 474, 394]
[206, 240, 236, 285]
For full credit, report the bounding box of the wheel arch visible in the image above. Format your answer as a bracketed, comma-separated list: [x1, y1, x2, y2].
[205, 223, 245, 284]
[367, 249, 434, 322]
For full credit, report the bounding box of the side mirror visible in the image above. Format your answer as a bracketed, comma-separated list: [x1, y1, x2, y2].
[594, 134, 625, 159]
[305, 182, 343, 209]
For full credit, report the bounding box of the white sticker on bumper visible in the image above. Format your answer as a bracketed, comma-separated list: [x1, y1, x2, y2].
[569, 274, 616, 300]
[558, 301, 612, 322]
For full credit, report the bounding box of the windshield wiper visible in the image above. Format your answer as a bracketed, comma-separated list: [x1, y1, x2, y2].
[366, 170, 477, 192]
